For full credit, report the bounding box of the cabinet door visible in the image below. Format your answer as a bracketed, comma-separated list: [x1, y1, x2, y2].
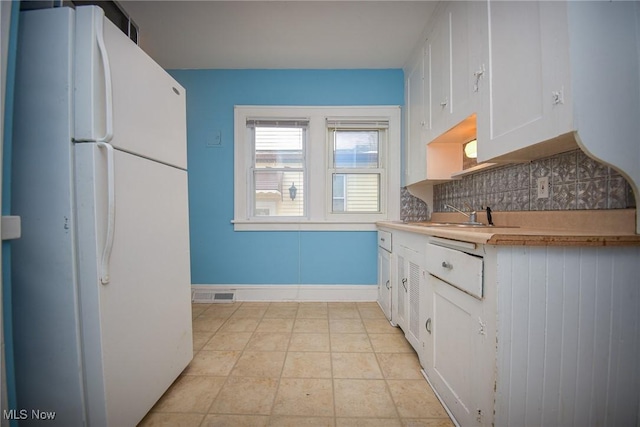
[377, 248, 392, 322]
[404, 247, 424, 351]
[419, 262, 435, 371]
[427, 10, 451, 139]
[405, 44, 427, 185]
[450, 1, 486, 127]
[395, 253, 408, 332]
[480, 1, 571, 162]
[394, 245, 424, 352]
[424, 274, 485, 427]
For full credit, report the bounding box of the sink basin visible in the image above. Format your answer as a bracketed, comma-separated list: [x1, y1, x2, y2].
[412, 222, 519, 229]
[417, 222, 488, 228]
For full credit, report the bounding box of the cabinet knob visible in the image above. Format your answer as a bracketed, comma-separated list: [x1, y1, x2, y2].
[402, 278, 408, 291]
[441, 261, 453, 270]
[385, 280, 390, 290]
[440, 98, 448, 108]
[425, 318, 432, 334]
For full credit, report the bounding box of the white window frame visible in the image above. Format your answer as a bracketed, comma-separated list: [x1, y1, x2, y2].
[248, 119, 308, 220]
[233, 106, 401, 231]
[326, 122, 388, 219]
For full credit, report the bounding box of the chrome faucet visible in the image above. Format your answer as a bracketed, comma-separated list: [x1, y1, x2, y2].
[444, 203, 480, 224]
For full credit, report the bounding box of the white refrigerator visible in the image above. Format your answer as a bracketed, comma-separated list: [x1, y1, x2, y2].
[11, 6, 193, 426]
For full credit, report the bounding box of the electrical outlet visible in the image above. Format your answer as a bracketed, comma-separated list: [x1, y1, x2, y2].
[537, 177, 549, 199]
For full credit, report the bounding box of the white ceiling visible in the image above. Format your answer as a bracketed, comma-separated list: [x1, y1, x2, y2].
[120, 1, 436, 69]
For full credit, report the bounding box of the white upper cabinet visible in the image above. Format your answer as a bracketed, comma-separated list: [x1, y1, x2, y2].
[478, 1, 574, 163]
[405, 45, 427, 185]
[449, 1, 486, 132]
[404, 1, 487, 185]
[427, 1, 487, 141]
[404, 1, 640, 230]
[478, 0, 640, 231]
[427, 7, 450, 139]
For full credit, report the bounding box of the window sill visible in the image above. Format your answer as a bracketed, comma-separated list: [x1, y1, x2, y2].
[231, 220, 381, 231]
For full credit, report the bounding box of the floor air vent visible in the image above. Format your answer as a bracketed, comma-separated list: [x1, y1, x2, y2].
[192, 290, 236, 303]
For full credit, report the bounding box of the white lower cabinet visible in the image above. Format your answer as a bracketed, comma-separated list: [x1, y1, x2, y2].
[378, 227, 427, 348]
[421, 241, 493, 427]
[377, 230, 393, 322]
[394, 249, 408, 333]
[397, 244, 424, 350]
[426, 274, 485, 425]
[395, 245, 421, 335]
[420, 239, 640, 427]
[377, 246, 392, 321]
[380, 227, 640, 426]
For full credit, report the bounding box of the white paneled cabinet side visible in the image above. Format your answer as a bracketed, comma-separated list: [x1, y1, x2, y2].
[492, 245, 640, 427]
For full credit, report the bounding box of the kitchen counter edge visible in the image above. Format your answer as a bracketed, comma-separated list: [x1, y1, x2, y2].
[376, 221, 640, 247]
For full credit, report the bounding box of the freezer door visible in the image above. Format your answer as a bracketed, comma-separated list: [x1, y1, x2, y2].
[74, 6, 187, 169]
[75, 144, 193, 426]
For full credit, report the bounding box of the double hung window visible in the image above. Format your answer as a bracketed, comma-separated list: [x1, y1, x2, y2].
[234, 106, 400, 231]
[328, 121, 387, 214]
[248, 119, 308, 217]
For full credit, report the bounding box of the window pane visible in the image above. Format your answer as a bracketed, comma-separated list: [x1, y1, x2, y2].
[332, 175, 346, 212]
[255, 127, 304, 169]
[254, 170, 304, 217]
[332, 173, 379, 213]
[333, 130, 379, 168]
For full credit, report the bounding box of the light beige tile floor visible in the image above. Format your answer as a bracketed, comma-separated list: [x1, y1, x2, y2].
[138, 302, 454, 427]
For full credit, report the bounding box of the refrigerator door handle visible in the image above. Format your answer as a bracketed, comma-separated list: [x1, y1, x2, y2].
[97, 142, 115, 284]
[95, 11, 113, 143]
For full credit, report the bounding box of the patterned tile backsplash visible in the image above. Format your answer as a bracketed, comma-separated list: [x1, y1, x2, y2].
[400, 149, 636, 221]
[401, 187, 430, 222]
[432, 149, 636, 213]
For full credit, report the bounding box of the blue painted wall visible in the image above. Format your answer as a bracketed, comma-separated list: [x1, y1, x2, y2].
[168, 69, 404, 285]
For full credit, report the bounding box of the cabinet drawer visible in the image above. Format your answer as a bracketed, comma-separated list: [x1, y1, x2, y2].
[378, 230, 392, 252]
[426, 243, 483, 298]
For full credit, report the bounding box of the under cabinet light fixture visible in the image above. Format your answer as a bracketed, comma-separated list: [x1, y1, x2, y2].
[464, 139, 478, 159]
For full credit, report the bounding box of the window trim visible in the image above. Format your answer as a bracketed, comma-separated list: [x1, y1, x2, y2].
[233, 106, 401, 231]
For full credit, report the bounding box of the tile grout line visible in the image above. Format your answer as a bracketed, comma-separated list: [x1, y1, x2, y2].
[329, 305, 337, 424]
[200, 302, 242, 417]
[266, 301, 299, 420]
[172, 303, 242, 423]
[362, 305, 404, 423]
[168, 302, 453, 426]
[202, 301, 268, 417]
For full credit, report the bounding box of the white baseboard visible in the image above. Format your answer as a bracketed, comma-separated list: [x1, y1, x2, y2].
[191, 284, 378, 302]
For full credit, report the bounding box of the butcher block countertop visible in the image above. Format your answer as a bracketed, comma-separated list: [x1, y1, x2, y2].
[377, 209, 640, 246]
